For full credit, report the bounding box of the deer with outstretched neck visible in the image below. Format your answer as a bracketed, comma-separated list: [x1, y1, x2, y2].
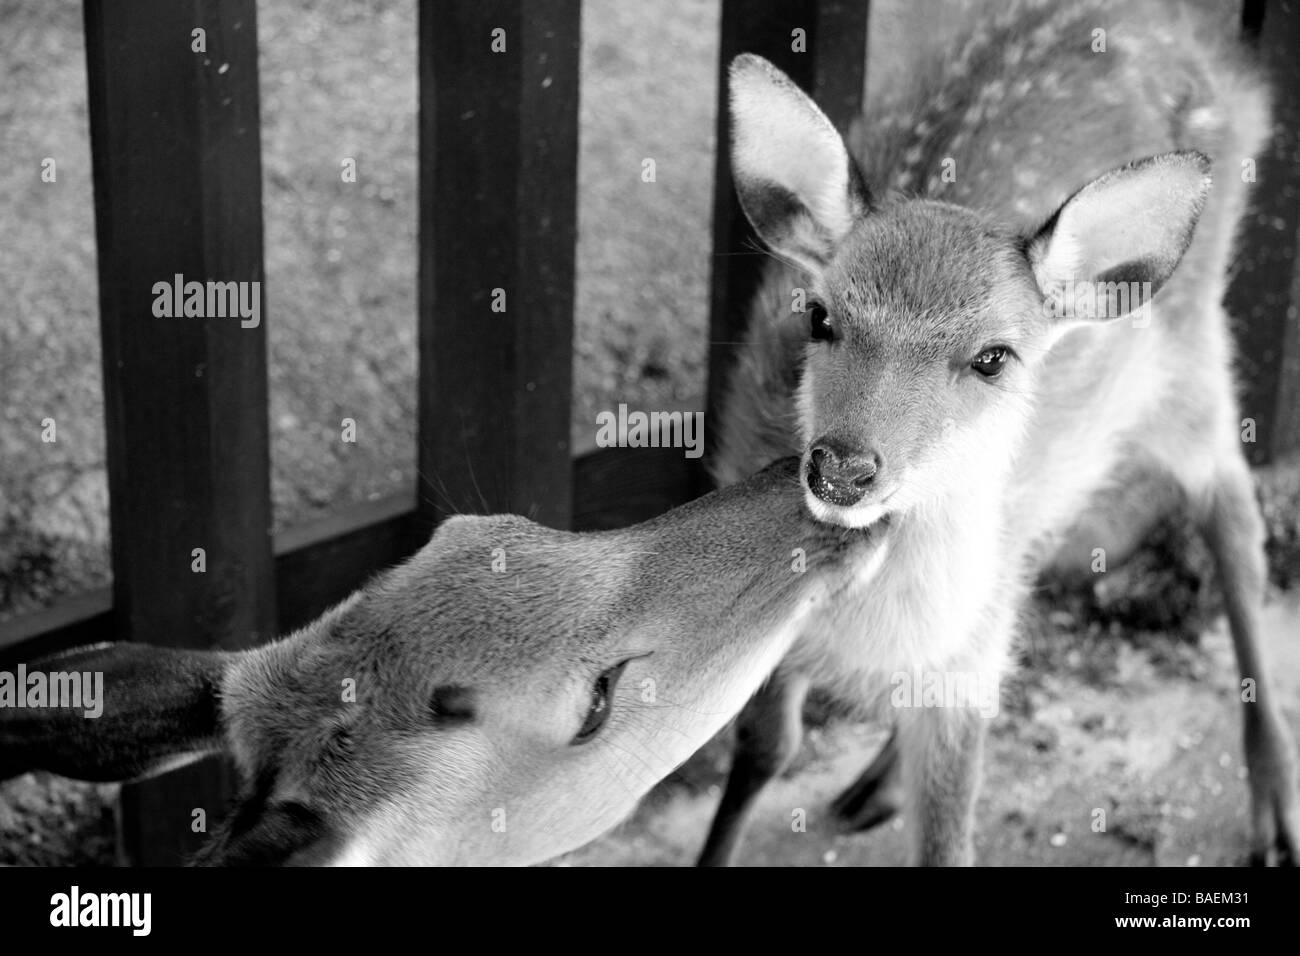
[701, 0, 1298, 866]
[1, 460, 884, 865]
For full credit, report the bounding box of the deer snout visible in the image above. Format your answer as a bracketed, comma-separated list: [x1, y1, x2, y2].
[805, 439, 881, 507]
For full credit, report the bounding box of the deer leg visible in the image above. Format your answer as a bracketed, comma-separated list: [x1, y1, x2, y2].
[830, 727, 905, 831]
[697, 669, 811, 867]
[899, 701, 987, 866]
[1195, 454, 1300, 865]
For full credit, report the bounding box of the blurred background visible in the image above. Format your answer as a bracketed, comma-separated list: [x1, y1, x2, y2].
[1, 0, 1298, 865]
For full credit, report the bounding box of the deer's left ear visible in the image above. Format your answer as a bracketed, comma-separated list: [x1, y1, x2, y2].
[1027, 151, 1212, 321]
[0, 643, 231, 782]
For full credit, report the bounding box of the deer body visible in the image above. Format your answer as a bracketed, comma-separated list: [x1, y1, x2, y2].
[702, 0, 1299, 866]
[1, 460, 884, 865]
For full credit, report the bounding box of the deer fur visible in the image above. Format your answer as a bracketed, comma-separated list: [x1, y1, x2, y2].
[701, 0, 1299, 866]
[1, 460, 886, 865]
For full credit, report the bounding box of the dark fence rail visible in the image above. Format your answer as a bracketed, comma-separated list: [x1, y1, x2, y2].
[1, 0, 1297, 864]
[83, 0, 274, 865]
[1231, 0, 1300, 464]
[418, 0, 581, 531]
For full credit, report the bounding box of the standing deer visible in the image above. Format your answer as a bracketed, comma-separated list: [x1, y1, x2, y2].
[701, 0, 1299, 865]
[2, 460, 884, 865]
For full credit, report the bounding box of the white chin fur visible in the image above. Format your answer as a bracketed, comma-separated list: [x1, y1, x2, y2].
[802, 490, 888, 529]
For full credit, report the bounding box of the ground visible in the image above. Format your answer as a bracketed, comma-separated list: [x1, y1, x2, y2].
[1, 0, 1297, 866]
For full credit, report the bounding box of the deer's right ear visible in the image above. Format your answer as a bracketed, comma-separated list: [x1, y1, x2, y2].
[0, 643, 231, 783]
[728, 54, 870, 274]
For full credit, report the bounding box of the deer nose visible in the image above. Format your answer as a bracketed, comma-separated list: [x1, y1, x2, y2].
[806, 440, 881, 507]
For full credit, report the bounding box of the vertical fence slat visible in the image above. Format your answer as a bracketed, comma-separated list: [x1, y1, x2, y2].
[84, 0, 273, 865]
[1229, 0, 1300, 464]
[705, 0, 869, 468]
[812, 1, 873, 132]
[417, 1, 580, 531]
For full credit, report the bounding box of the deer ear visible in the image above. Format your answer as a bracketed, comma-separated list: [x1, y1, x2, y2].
[728, 54, 870, 274]
[1027, 152, 1212, 321]
[0, 643, 230, 782]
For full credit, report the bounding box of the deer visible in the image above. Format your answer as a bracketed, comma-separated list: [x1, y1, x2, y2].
[1, 459, 886, 865]
[699, 0, 1300, 866]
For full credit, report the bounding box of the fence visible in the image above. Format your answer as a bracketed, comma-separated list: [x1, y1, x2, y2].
[0, 0, 1296, 864]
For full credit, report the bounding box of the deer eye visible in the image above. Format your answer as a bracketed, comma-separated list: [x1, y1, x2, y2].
[971, 346, 1009, 378]
[808, 303, 834, 342]
[571, 660, 630, 745]
[429, 684, 476, 724]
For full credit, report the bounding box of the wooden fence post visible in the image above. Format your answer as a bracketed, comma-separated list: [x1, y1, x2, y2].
[417, 0, 581, 531]
[83, 0, 274, 865]
[705, 0, 870, 470]
[1229, 0, 1300, 464]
